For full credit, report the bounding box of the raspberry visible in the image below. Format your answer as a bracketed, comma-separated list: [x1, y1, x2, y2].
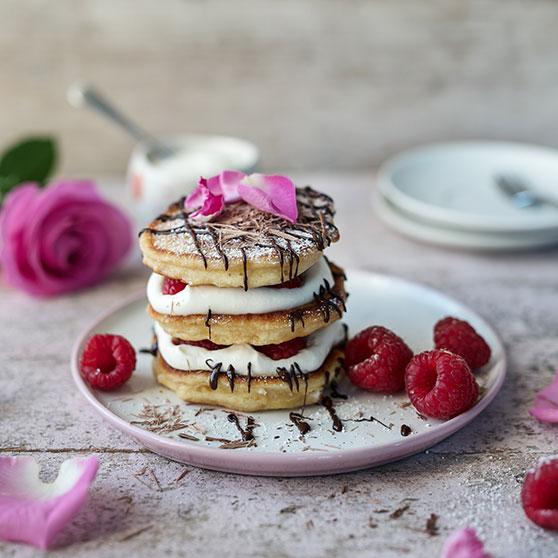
[162, 277, 186, 295]
[434, 316, 491, 369]
[405, 350, 479, 419]
[521, 458, 558, 530]
[345, 326, 413, 392]
[79, 334, 136, 390]
[172, 338, 228, 350]
[256, 337, 307, 360]
[270, 276, 305, 289]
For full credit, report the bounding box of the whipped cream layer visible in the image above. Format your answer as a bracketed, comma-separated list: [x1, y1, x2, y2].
[148, 256, 333, 316]
[155, 320, 345, 377]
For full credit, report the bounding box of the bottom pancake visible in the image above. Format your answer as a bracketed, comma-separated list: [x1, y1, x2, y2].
[152, 345, 345, 412]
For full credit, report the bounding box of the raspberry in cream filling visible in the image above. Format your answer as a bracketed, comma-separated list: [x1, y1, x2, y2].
[172, 336, 308, 360]
[155, 320, 345, 377]
[147, 256, 333, 316]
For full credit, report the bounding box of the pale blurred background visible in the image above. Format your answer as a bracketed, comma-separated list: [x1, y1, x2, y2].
[2, 0, 558, 175]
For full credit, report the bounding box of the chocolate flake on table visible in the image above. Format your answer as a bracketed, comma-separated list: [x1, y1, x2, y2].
[174, 468, 192, 483]
[289, 411, 311, 436]
[400, 424, 412, 437]
[389, 504, 410, 519]
[133, 466, 162, 491]
[279, 505, 299, 514]
[119, 525, 154, 542]
[321, 396, 343, 432]
[426, 513, 439, 536]
[130, 403, 190, 434]
[139, 187, 340, 287]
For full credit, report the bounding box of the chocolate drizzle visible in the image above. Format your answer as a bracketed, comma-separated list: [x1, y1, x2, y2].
[321, 396, 343, 432]
[225, 364, 236, 392]
[289, 412, 311, 436]
[227, 413, 256, 441]
[345, 416, 392, 430]
[205, 309, 212, 339]
[313, 279, 346, 323]
[183, 218, 207, 269]
[287, 309, 305, 332]
[276, 362, 307, 392]
[139, 340, 158, 356]
[240, 247, 248, 291]
[207, 227, 229, 270]
[247, 362, 252, 393]
[329, 380, 348, 400]
[206, 359, 222, 390]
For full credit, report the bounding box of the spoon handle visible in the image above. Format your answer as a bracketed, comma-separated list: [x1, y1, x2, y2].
[67, 84, 175, 159]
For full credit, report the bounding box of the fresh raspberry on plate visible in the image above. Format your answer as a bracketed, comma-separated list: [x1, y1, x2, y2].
[80, 334, 136, 390]
[256, 337, 308, 360]
[434, 316, 491, 369]
[162, 277, 187, 295]
[172, 338, 228, 350]
[405, 350, 479, 419]
[269, 275, 305, 289]
[345, 326, 413, 392]
[521, 457, 558, 530]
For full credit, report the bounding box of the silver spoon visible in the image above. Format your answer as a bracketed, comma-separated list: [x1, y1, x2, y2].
[494, 174, 558, 210]
[66, 83, 176, 161]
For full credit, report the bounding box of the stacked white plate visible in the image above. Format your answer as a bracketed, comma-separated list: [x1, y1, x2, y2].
[374, 141, 558, 251]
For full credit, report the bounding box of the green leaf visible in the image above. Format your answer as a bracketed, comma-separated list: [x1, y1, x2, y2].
[0, 136, 57, 203]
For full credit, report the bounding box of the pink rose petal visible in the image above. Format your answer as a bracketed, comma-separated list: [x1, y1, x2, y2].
[184, 177, 224, 220]
[184, 171, 298, 222]
[529, 369, 558, 423]
[441, 528, 491, 558]
[215, 170, 244, 203]
[0, 455, 99, 549]
[237, 173, 298, 222]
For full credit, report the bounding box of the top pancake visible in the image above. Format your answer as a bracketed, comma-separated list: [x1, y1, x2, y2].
[139, 186, 340, 288]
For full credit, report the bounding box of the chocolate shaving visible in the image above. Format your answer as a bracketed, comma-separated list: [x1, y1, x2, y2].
[390, 504, 410, 519]
[426, 513, 439, 536]
[219, 439, 257, 449]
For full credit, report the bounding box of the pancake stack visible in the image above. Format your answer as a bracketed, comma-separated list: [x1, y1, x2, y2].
[138, 184, 348, 412]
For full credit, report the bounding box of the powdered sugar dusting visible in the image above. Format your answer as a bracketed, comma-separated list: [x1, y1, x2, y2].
[141, 186, 339, 265]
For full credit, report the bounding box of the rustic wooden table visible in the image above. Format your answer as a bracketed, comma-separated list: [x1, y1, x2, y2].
[1, 174, 556, 557]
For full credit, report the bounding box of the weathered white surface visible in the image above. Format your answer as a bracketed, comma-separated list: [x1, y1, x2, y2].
[1, 174, 558, 556]
[2, 1, 558, 174]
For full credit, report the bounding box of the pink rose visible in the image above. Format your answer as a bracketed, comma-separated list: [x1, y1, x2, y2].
[0, 179, 132, 297]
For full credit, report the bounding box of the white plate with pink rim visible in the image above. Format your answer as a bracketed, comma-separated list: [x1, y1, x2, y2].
[71, 270, 506, 477]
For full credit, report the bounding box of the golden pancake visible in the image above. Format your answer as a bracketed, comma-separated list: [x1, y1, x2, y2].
[149, 262, 347, 345]
[152, 345, 345, 412]
[139, 186, 340, 288]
